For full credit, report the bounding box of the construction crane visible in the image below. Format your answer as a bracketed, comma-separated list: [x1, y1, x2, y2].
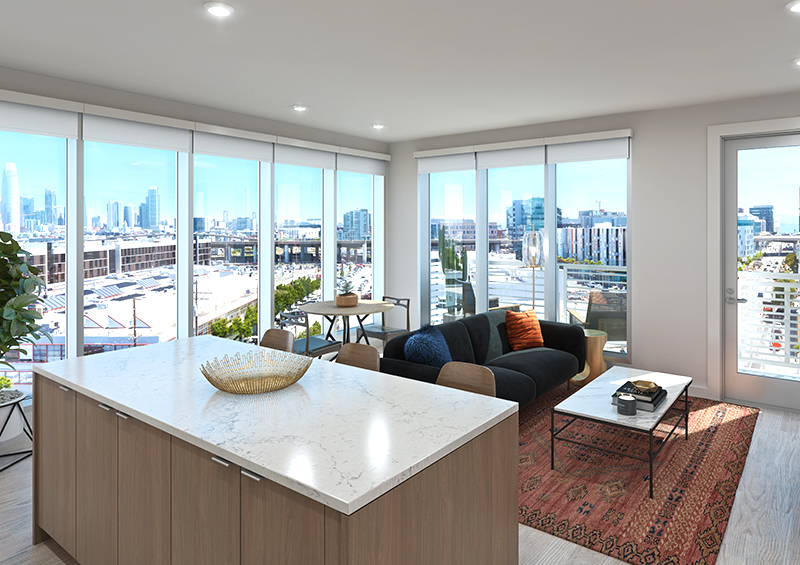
[595, 199, 608, 212]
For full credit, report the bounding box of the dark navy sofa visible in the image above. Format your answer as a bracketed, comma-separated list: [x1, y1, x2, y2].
[379, 309, 585, 407]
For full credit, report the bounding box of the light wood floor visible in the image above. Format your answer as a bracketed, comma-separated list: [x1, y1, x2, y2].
[1, 407, 797, 564]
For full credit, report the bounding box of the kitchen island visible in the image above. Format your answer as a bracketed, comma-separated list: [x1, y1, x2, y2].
[33, 335, 518, 565]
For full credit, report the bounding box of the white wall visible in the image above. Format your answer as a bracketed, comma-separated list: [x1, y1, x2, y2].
[386, 88, 800, 395]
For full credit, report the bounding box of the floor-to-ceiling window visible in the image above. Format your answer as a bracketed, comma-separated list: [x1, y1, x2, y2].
[193, 153, 259, 340]
[337, 170, 373, 299]
[83, 140, 179, 354]
[486, 164, 546, 314]
[0, 128, 69, 382]
[555, 157, 628, 354]
[429, 169, 477, 324]
[273, 163, 323, 327]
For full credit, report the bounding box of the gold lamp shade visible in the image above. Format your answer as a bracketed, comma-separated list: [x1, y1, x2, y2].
[200, 349, 313, 394]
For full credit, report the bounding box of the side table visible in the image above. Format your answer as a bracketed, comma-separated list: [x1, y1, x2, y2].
[0, 390, 33, 473]
[571, 329, 608, 386]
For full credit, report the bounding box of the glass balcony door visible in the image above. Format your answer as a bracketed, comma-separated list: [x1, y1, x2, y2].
[724, 134, 800, 409]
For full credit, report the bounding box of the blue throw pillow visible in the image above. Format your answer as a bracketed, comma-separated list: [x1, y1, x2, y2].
[403, 324, 453, 368]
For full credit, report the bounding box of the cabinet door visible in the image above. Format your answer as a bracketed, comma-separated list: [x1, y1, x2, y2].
[118, 414, 171, 565]
[76, 394, 118, 565]
[241, 469, 325, 565]
[34, 375, 76, 557]
[172, 437, 240, 565]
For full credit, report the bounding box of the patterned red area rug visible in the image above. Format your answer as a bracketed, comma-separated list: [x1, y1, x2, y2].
[518, 383, 759, 565]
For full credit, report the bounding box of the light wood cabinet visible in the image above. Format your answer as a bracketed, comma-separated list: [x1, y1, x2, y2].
[76, 394, 118, 565]
[172, 437, 240, 565]
[241, 468, 325, 565]
[34, 374, 76, 556]
[118, 412, 171, 565]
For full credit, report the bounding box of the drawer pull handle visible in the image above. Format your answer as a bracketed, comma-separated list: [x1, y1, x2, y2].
[58, 385, 70, 392]
[116, 412, 129, 420]
[241, 470, 261, 482]
[211, 456, 230, 468]
[98, 404, 111, 411]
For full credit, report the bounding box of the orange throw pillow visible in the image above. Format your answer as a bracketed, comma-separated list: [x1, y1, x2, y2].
[505, 309, 544, 351]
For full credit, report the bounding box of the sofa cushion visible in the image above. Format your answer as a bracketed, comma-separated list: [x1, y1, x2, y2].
[488, 366, 538, 407]
[403, 325, 453, 368]
[459, 309, 512, 365]
[485, 347, 578, 397]
[505, 309, 544, 350]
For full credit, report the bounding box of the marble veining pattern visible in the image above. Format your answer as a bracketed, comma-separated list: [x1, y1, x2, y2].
[33, 336, 517, 515]
[555, 366, 693, 431]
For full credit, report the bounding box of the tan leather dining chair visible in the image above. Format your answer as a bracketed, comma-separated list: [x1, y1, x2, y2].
[259, 328, 294, 353]
[436, 361, 496, 397]
[335, 343, 381, 372]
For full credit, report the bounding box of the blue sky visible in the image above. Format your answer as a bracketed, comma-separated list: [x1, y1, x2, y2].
[738, 146, 800, 233]
[430, 159, 628, 226]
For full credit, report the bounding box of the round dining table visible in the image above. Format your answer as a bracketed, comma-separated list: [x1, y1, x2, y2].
[300, 299, 394, 345]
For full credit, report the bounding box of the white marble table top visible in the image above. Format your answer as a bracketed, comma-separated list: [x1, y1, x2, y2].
[554, 366, 692, 431]
[33, 336, 516, 515]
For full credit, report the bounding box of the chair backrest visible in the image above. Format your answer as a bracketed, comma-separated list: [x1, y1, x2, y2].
[336, 343, 380, 371]
[259, 328, 294, 353]
[436, 361, 496, 397]
[382, 296, 410, 331]
[585, 290, 627, 341]
[278, 311, 311, 355]
[456, 280, 476, 315]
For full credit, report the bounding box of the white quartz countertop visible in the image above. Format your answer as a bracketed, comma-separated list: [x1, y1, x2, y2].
[33, 336, 517, 515]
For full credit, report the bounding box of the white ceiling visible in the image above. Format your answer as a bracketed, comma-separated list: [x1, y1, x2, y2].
[2, 0, 800, 143]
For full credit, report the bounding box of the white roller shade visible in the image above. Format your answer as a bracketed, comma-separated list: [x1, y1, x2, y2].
[417, 152, 475, 174]
[546, 137, 629, 164]
[476, 145, 544, 169]
[194, 131, 273, 162]
[0, 100, 79, 139]
[83, 114, 192, 152]
[337, 154, 386, 176]
[275, 144, 336, 169]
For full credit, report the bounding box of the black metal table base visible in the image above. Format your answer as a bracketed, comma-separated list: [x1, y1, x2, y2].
[322, 313, 372, 345]
[550, 385, 691, 498]
[0, 398, 33, 473]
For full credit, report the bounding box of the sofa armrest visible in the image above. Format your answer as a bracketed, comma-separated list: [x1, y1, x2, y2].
[539, 320, 586, 373]
[379, 357, 441, 384]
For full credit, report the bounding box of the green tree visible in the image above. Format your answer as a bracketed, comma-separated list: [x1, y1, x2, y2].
[298, 321, 321, 339]
[783, 253, 798, 274]
[229, 317, 250, 341]
[209, 318, 230, 338]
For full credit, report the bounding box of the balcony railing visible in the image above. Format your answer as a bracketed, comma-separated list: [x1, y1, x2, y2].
[737, 271, 800, 380]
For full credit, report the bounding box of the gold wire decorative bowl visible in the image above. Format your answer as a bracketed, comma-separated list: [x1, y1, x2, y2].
[631, 380, 659, 394]
[199, 349, 313, 394]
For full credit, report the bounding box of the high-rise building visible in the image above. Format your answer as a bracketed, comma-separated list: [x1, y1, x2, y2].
[2, 163, 21, 233]
[139, 202, 148, 228]
[20, 196, 35, 231]
[44, 188, 57, 224]
[107, 200, 122, 229]
[123, 204, 134, 229]
[147, 186, 160, 231]
[342, 208, 371, 240]
[749, 205, 775, 234]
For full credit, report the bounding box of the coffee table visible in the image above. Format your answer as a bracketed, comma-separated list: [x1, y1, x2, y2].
[551, 366, 692, 498]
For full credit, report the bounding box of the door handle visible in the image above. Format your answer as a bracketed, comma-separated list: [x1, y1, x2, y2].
[725, 297, 747, 304]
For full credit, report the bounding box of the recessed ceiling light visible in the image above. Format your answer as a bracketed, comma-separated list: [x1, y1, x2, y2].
[372, 123, 385, 130]
[293, 105, 308, 112]
[794, 57, 800, 67]
[204, 2, 234, 17]
[787, 0, 800, 12]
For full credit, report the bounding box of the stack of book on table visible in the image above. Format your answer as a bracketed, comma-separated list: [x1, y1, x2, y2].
[611, 381, 666, 412]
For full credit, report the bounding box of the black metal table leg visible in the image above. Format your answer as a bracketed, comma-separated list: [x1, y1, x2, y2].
[649, 431, 654, 498]
[355, 314, 371, 346]
[0, 400, 33, 473]
[550, 408, 555, 470]
[684, 386, 690, 440]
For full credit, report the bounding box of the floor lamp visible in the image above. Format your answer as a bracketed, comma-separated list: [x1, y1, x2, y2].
[522, 231, 543, 313]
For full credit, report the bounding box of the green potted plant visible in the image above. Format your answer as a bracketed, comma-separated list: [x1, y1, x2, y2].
[335, 277, 359, 307]
[0, 232, 51, 443]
